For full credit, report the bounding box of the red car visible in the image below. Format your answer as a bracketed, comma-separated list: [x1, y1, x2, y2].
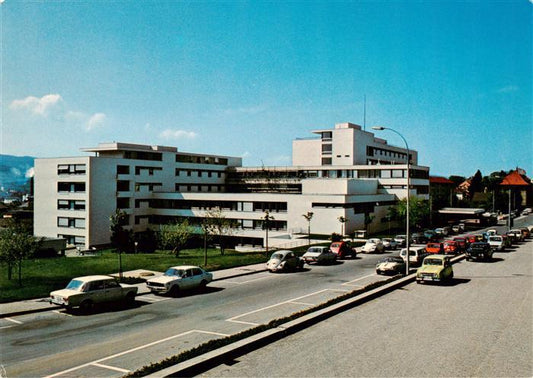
[453, 236, 468, 251]
[329, 241, 357, 259]
[426, 242, 444, 254]
[443, 240, 459, 255]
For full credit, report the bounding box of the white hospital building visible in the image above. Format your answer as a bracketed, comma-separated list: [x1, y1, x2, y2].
[34, 122, 429, 250]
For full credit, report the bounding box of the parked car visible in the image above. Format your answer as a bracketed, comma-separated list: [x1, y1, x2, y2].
[487, 235, 505, 251]
[411, 233, 428, 244]
[465, 242, 493, 261]
[146, 265, 213, 296]
[434, 227, 451, 237]
[509, 229, 525, 242]
[330, 241, 357, 259]
[520, 227, 531, 239]
[302, 246, 337, 264]
[50, 275, 138, 312]
[394, 235, 407, 248]
[521, 208, 532, 216]
[376, 256, 406, 275]
[382, 238, 398, 250]
[452, 236, 468, 251]
[361, 238, 385, 253]
[506, 230, 520, 244]
[426, 242, 444, 254]
[266, 250, 304, 272]
[416, 255, 454, 284]
[424, 229, 439, 242]
[443, 240, 460, 255]
[451, 224, 462, 234]
[399, 246, 428, 267]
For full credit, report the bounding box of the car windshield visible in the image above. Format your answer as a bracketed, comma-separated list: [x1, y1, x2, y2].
[331, 243, 340, 248]
[65, 279, 84, 291]
[164, 268, 185, 277]
[424, 259, 443, 266]
[271, 253, 284, 260]
[489, 236, 502, 241]
[428, 244, 440, 248]
[380, 257, 402, 263]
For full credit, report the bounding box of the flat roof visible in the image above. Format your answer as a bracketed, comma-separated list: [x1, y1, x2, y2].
[438, 208, 485, 215]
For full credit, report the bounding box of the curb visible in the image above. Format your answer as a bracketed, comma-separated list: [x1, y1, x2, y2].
[144, 253, 465, 377]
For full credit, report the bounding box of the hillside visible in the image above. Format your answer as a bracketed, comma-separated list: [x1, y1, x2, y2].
[0, 154, 35, 193]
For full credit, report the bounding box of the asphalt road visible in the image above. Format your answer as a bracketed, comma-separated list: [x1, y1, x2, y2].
[1, 217, 530, 377]
[200, 231, 533, 377]
[0, 247, 394, 377]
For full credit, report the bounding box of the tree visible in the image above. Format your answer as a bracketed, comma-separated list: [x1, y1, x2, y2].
[0, 223, 41, 286]
[393, 196, 430, 230]
[110, 210, 134, 279]
[204, 207, 235, 256]
[159, 220, 193, 257]
[302, 212, 314, 245]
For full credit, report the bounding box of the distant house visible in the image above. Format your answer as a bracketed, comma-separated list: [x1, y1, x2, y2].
[456, 178, 472, 201]
[500, 169, 532, 209]
[430, 176, 455, 208]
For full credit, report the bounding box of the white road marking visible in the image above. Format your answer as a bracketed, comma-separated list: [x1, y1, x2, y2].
[4, 317, 23, 325]
[227, 289, 329, 323]
[342, 273, 377, 286]
[44, 329, 229, 378]
[91, 363, 130, 373]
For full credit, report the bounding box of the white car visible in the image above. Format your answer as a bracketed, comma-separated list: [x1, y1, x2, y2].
[399, 246, 428, 267]
[382, 238, 397, 250]
[302, 246, 337, 264]
[361, 238, 385, 253]
[521, 208, 532, 216]
[488, 235, 505, 251]
[146, 265, 213, 296]
[394, 235, 407, 247]
[50, 275, 138, 312]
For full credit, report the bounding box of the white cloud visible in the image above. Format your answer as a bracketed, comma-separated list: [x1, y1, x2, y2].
[10, 167, 22, 177]
[25, 167, 35, 178]
[159, 129, 198, 140]
[10, 94, 62, 116]
[86, 113, 106, 130]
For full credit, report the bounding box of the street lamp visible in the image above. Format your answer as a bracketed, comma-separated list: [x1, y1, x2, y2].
[372, 126, 411, 275]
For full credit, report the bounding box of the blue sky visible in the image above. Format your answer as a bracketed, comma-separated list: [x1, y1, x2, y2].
[2, 1, 531, 177]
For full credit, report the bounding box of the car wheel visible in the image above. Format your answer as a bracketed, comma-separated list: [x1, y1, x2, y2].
[125, 292, 135, 306]
[169, 285, 180, 297]
[80, 300, 93, 313]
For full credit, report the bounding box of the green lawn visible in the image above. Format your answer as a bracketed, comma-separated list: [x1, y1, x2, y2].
[0, 248, 269, 303]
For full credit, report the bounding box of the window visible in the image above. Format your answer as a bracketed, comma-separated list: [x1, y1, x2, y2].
[57, 217, 85, 229]
[58, 200, 85, 210]
[58, 164, 86, 175]
[58, 182, 85, 193]
[392, 170, 404, 178]
[117, 181, 130, 192]
[117, 165, 130, 174]
[116, 198, 130, 209]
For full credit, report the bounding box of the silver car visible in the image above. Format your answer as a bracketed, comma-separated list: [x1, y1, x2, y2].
[302, 246, 337, 264]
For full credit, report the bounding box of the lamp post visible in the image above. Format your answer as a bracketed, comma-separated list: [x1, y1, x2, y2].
[372, 126, 411, 275]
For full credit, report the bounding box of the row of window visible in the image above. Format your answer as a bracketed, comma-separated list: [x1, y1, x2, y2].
[57, 217, 85, 229]
[176, 154, 228, 165]
[148, 199, 288, 212]
[58, 234, 85, 247]
[58, 182, 86, 193]
[367, 146, 409, 161]
[176, 169, 224, 178]
[58, 164, 86, 175]
[135, 215, 287, 231]
[58, 199, 86, 210]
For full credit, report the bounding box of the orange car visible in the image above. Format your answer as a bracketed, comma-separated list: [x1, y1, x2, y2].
[426, 242, 444, 254]
[443, 240, 460, 255]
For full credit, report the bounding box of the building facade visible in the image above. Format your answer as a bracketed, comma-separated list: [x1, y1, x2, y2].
[34, 122, 429, 249]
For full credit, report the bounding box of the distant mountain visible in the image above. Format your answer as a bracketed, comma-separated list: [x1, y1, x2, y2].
[0, 154, 35, 193]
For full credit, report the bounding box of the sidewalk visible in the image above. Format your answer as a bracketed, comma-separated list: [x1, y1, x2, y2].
[0, 263, 267, 318]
